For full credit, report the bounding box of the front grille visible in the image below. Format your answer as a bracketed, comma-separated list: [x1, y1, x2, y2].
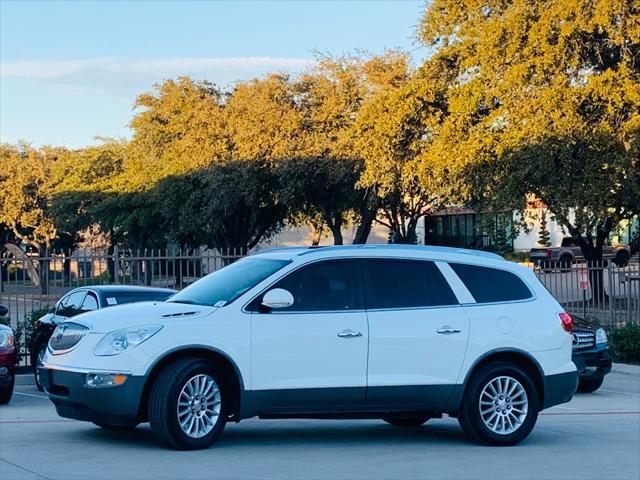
[48, 322, 89, 353]
[572, 330, 595, 351]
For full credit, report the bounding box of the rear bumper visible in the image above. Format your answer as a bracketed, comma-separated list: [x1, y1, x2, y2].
[40, 366, 146, 426]
[542, 371, 578, 409]
[573, 345, 612, 380]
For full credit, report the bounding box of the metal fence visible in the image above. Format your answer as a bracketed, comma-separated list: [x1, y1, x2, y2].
[532, 261, 640, 326]
[0, 248, 245, 364]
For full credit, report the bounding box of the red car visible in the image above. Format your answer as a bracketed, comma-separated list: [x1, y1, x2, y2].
[0, 304, 17, 404]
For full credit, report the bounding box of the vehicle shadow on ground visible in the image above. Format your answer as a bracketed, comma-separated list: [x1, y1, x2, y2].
[67, 419, 551, 450]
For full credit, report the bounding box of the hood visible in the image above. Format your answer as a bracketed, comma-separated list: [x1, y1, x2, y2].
[69, 301, 218, 333]
[570, 314, 601, 331]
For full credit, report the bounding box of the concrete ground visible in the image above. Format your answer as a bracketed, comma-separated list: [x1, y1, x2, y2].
[1, 366, 639, 480]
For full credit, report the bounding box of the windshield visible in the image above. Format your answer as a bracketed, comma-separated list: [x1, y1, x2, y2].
[167, 257, 290, 307]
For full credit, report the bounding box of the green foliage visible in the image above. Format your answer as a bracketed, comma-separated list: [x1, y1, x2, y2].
[608, 324, 640, 364]
[276, 157, 365, 245]
[418, 0, 640, 262]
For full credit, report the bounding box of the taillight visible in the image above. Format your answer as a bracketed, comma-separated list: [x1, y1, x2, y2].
[546, 249, 553, 257]
[559, 312, 573, 332]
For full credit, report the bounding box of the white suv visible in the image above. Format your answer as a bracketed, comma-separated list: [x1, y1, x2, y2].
[40, 245, 577, 449]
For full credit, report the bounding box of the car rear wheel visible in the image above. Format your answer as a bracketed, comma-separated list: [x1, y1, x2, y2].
[382, 415, 430, 427]
[148, 358, 227, 450]
[0, 378, 14, 404]
[558, 255, 573, 271]
[613, 252, 630, 268]
[458, 362, 539, 446]
[577, 376, 604, 393]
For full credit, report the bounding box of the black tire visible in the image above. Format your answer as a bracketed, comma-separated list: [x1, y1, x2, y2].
[458, 362, 539, 446]
[577, 376, 604, 393]
[0, 378, 15, 405]
[32, 342, 47, 392]
[559, 255, 573, 272]
[613, 252, 630, 268]
[148, 358, 228, 450]
[93, 422, 140, 430]
[382, 415, 430, 427]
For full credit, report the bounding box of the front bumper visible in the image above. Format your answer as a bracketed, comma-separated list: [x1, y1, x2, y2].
[0, 348, 17, 387]
[572, 345, 612, 380]
[40, 366, 147, 426]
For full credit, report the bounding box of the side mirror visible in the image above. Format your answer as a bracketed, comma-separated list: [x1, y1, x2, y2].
[0, 304, 8, 317]
[261, 288, 294, 310]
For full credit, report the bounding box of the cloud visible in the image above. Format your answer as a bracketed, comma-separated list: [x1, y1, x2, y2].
[1, 57, 315, 78]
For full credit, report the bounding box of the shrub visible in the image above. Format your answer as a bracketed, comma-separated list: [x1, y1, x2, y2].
[608, 324, 640, 364]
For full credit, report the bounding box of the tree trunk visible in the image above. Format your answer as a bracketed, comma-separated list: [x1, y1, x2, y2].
[574, 218, 613, 306]
[38, 245, 49, 295]
[353, 206, 377, 245]
[325, 214, 343, 246]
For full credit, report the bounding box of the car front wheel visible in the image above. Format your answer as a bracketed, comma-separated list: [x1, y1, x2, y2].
[148, 358, 227, 450]
[458, 362, 539, 446]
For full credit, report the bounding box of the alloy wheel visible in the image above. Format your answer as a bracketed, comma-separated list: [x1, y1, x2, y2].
[479, 375, 528, 435]
[176, 374, 221, 439]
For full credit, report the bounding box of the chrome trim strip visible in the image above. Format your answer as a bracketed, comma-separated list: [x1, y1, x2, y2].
[42, 363, 132, 375]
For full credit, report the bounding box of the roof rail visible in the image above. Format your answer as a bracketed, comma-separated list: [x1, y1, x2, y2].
[297, 244, 504, 260]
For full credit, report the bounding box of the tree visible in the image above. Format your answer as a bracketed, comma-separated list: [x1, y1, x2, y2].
[538, 210, 552, 248]
[159, 160, 286, 252]
[353, 57, 455, 243]
[127, 77, 229, 185]
[419, 0, 640, 265]
[225, 74, 306, 162]
[276, 157, 366, 245]
[0, 144, 57, 251]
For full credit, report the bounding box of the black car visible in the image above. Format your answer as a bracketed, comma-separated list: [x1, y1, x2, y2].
[30, 285, 176, 390]
[572, 316, 612, 393]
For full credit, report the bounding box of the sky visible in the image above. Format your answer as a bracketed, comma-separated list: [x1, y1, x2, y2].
[0, 0, 426, 148]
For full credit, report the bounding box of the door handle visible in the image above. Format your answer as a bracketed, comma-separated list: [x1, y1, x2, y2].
[337, 329, 363, 338]
[437, 326, 462, 335]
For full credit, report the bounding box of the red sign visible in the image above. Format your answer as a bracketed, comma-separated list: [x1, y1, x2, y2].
[579, 268, 589, 290]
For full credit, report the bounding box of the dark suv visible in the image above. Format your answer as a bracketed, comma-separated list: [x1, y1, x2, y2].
[30, 285, 175, 390]
[572, 316, 612, 393]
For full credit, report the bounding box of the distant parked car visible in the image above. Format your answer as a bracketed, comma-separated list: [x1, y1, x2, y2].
[529, 237, 631, 269]
[31, 286, 176, 390]
[0, 304, 17, 404]
[571, 315, 612, 393]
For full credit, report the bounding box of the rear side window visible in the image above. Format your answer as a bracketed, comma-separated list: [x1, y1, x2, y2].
[365, 259, 458, 309]
[449, 263, 532, 303]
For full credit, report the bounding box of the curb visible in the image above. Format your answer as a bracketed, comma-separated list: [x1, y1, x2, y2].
[612, 362, 640, 376]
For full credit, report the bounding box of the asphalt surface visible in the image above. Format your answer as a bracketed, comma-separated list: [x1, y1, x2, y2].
[1, 367, 639, 480]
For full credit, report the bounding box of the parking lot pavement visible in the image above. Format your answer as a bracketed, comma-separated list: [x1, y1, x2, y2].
[1, 371, 639, 480]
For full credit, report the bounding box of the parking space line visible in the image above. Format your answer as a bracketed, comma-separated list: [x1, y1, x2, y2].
[0, 419, 74, 424]
[599, 389, 640, 396]
[541, 411, 639, 416]
[14, 391, 48, 399]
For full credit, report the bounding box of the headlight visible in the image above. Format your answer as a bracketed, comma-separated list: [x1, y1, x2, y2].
[94, 325, 163, 356]
[595, 328, 608, 345]
[0, 330, 14, 348]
